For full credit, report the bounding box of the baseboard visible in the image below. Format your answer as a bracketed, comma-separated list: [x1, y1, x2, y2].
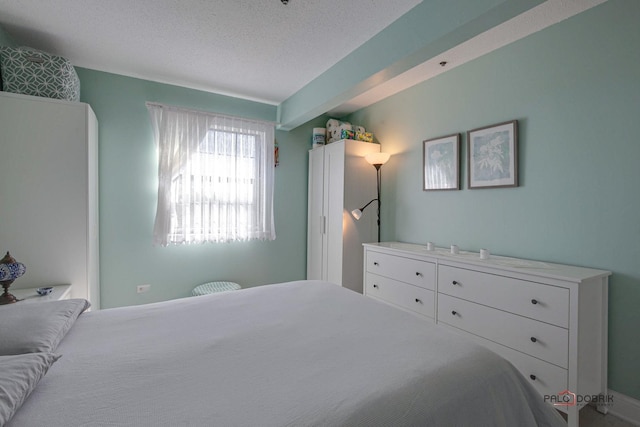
[608, 389, 640, 426]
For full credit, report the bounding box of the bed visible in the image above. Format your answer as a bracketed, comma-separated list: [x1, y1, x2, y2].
[1, 280, 565, 426]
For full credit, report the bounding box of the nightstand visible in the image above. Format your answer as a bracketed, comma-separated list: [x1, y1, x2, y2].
[10, 285, 72, 303]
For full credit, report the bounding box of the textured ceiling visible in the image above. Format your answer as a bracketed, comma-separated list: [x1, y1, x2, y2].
[0, 0, 420, 104]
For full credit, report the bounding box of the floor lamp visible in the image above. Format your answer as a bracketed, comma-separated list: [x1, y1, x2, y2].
[351, 152, 391, 242]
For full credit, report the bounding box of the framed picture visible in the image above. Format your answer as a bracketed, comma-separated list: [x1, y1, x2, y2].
[467, 120, 518, 189]
[423, 133, 460, 191]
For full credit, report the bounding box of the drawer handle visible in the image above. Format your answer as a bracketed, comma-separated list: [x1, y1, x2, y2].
[451, 310, 458, 316]
[530, 337, 537, 343]
[373, 262, 379, 266]
[531, 299, 538, 305]
[452, 280, 459, 285]
[529, 374, 536, 381]
[415, 272, 422, 277]
[415, 298, 422, 304]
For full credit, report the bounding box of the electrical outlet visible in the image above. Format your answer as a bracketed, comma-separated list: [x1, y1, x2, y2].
[136, 284, 151, 294]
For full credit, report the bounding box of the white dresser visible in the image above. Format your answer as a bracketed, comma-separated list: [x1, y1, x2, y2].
[363, 242, 610, 427]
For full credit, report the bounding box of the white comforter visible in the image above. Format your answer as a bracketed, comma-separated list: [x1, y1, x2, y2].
[9, 281, 565, 426]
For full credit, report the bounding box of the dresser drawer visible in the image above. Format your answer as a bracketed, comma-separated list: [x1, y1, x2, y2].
[366, 251, 435, 290]
[437, 294, 568, 368]
[456, 329, 568, 399]
[365, 273, 435, 319]
[503, 345, 568, 399]
[438, 265, 569, 328]
[444, 324, 568, 399]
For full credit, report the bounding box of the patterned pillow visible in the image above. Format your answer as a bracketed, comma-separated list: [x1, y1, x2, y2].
[0, 46, 80, 101]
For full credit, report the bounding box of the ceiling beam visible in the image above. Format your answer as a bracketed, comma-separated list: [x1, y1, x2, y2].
[276, 0, 545, 131]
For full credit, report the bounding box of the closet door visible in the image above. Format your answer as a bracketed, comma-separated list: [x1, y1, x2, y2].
[324, 142, 346, 286]
[306, 147, 326, 280]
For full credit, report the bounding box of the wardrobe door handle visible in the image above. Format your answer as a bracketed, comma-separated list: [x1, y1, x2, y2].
[373, 262, 379, 266]
[415, 298, 422, 304]
[415, 272, 422, 277]
[531, 299, 538, 305]
[530, 337, 537, 343]
[451, 311, 458, 316]
[530, 374, 536, 381]
[452, 280, 459, 285]
[372, 284, 379, 289]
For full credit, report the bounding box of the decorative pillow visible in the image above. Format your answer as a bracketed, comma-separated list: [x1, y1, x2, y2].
[326, 119, 352, 143]
[0, 299, 90, 355]
[0, 353, 61, 426]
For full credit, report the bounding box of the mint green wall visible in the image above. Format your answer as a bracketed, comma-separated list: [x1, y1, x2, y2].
[0, 24, 16, 47]
[348, 0, 640, 399]
[75, 69, 318, 309]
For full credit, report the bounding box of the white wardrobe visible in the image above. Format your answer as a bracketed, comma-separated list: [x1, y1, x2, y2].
[307, 139, 379, 293]
[0, 92, 100, 308]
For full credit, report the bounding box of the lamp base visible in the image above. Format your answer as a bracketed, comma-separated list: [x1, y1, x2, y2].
[0, 281, 17, 304]
[0, 291, 18, 305]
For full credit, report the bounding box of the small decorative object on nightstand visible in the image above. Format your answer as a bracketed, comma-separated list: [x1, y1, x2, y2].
[0, 251, 26, 305]
[36, 287, 53, 296]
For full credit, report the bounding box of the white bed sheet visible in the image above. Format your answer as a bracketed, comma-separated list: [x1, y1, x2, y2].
[9, 281, 565, 426]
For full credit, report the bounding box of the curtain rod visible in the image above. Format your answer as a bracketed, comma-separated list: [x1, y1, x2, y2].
[145, 101, 280, 126]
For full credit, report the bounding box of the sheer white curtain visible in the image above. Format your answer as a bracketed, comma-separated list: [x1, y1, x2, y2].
[147, 102, 275, 246]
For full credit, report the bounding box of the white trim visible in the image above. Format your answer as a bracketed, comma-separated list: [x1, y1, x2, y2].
[608, 390, 640, 426]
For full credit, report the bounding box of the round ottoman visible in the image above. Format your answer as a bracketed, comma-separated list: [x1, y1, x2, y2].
[192, 281, 241, 296]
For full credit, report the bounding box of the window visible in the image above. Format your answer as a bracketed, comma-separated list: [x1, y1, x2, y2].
[147, 103, 275, 245]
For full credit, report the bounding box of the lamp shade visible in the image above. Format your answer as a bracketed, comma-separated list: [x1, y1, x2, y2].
[364, 152, 390, 166]
[0, 252, 25, 282]
[0, 252, 26, 305]
[351, 209, 363, 220]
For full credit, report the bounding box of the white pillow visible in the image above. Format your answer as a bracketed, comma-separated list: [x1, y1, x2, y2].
[0, 353, 61, 425]
[0, 299, 90, 355]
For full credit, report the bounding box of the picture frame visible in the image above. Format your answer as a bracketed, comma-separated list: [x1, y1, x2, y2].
[423, 133, 460, 191]
[467, 120, 518, 189]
